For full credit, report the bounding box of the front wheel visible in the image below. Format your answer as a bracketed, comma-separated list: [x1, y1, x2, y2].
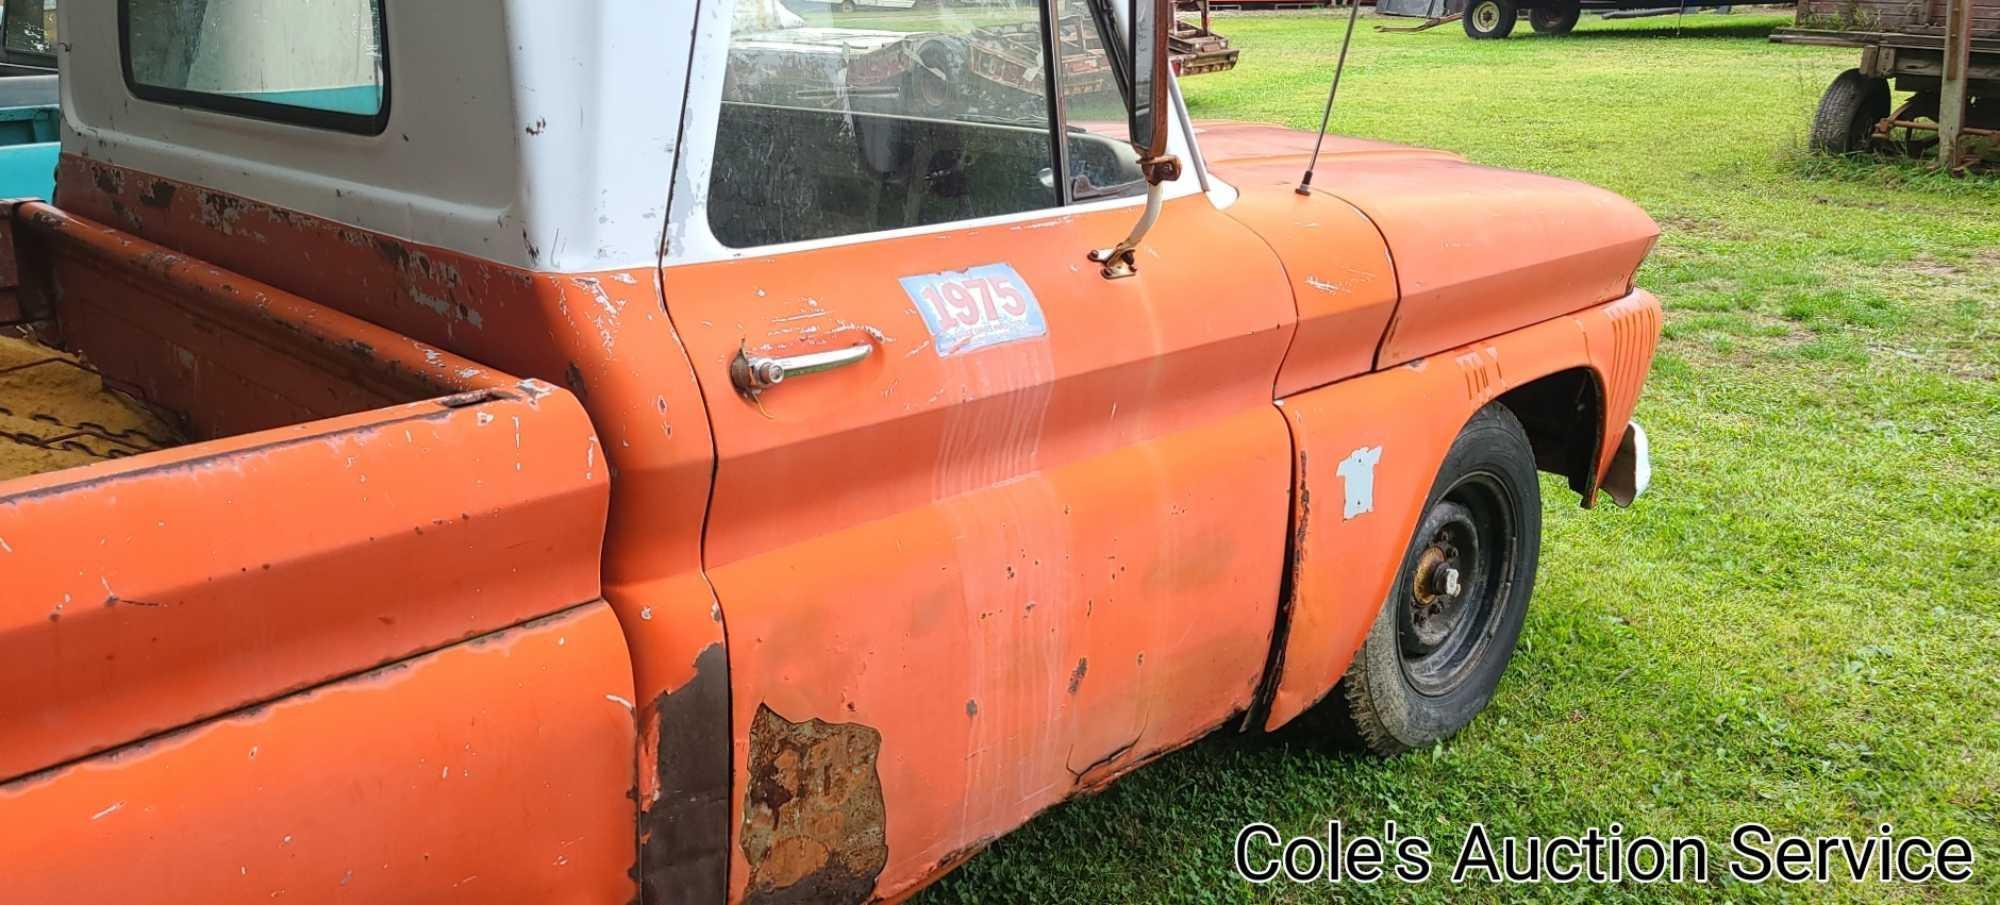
[1331, 403, 1542, 755]
[1528, 2, 1581, 34]
[1464, 0, 1520, 39]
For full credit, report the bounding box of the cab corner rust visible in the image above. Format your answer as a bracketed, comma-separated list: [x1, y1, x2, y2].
[740, 704, 888, 905]
[639, 643, 731, 905]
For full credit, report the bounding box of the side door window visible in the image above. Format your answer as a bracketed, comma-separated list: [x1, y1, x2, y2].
[707, 0, 1146, 248]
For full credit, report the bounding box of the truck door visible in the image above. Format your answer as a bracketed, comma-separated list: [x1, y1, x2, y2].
[663, 4, 1296, 900]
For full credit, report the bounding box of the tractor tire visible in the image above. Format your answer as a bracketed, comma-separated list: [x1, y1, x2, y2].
[1464, 0, 1520, 39]
[1529, 2, 1581, 34]
[1328, 404, 1542, 756]
[1809, 69, 1890, 156]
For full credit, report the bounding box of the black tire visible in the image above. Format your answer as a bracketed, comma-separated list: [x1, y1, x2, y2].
[1463, 0, 1519, 39]
[1528, 2, 1581, 34]
[1331, 404, 1542, 756]
[839, 0, 857, 11]
[1809, 69, 1889, 156]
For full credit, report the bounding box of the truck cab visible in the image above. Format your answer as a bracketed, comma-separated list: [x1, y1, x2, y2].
[0, 2, 1660, 903]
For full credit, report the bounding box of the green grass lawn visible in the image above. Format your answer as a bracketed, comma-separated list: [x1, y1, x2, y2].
[921, 9, 2000, 904]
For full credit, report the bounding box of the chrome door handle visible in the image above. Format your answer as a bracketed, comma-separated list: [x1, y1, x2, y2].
[730, 341, 872, 398]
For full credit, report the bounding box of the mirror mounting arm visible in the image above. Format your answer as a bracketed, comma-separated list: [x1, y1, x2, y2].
[1087, 154, 1176, 280]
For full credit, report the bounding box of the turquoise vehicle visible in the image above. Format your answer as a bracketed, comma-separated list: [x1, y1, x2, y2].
[0, 0, 55, 201]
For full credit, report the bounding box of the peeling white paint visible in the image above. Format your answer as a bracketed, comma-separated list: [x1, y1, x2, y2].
[605, 694, 635, 711]
[1337, 446, 1383, 520]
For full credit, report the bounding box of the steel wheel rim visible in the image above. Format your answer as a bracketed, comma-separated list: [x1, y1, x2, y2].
[1473, 3, 1501, 30]
[1396, 471, 1518, 697]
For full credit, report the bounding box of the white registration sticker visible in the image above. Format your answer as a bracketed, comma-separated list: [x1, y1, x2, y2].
[900, 263, 1047, 357]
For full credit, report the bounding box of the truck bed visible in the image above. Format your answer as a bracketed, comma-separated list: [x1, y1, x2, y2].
[1, 196, 508, 483]
[3, 201, 511, 443]
[0, 199, 614, 783]
[0, 332, 183, 481]
[0, 192, 514, 483]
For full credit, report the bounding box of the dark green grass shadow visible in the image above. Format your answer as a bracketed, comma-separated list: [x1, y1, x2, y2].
[1544, 20, 1787, 41]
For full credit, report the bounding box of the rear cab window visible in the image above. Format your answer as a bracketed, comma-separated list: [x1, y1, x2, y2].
[707, 0, 1146, 250]
[2, 0, 56, 69]
[119, 0, 389, 134]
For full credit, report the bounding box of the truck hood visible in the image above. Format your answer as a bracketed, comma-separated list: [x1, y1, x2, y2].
[1196, 121, 1658, 368]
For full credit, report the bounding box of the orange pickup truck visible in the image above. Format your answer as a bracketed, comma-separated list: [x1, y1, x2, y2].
[0, 1, 1659, 903]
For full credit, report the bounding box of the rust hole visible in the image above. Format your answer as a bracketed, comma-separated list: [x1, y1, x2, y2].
[741, 704, 887, 905]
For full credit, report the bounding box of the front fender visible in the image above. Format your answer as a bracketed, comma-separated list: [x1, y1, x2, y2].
[1262, 290, 1660, 731]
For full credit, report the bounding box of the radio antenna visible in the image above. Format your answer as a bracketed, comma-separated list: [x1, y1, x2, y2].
[1297, 0, 1365, 196]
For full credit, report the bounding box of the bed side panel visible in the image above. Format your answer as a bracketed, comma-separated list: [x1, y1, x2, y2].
[0, 604, 638, 905]
[0, 384, 609, 780]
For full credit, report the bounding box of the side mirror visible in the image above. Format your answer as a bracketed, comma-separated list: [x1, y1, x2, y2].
[1124, 0, 1179, 184]
[1088, 0, 1180, 279]
[1088, 0, 1179, 184]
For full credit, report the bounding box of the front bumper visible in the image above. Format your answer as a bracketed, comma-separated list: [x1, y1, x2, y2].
[1600, 420, 1651, 507]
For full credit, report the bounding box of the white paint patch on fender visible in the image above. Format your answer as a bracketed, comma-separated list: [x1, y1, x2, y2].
[1337, 446, 1383, 520]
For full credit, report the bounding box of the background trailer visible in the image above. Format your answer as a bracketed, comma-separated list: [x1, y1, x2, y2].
[1777, 0, 1998, 166]
[1378, 0, 1789, 39]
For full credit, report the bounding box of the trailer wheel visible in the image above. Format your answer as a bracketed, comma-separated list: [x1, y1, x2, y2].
[1809, 69, 1889, 156]
[1528, 2, 1581, 34]
[1327, 404, 1542, 756]
[1463, 0, 1519, 39]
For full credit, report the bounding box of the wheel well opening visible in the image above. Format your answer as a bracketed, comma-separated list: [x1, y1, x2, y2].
[1496, 368, 1602, 504]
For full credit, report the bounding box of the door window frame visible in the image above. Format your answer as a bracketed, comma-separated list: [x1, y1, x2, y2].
[671, 0, 1199, 266]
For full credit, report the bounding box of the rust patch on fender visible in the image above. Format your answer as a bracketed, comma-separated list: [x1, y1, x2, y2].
[1246, 446, 1311, 731]
[740, 704, 887, 905]
[640, 643, 731, 905]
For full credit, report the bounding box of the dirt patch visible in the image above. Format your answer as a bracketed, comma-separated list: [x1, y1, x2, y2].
[0, 335, 184, 483]
[1655, 214, 1752, 242]
[1904, 255, 1961, 278]
[740, 704, 887, 905]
